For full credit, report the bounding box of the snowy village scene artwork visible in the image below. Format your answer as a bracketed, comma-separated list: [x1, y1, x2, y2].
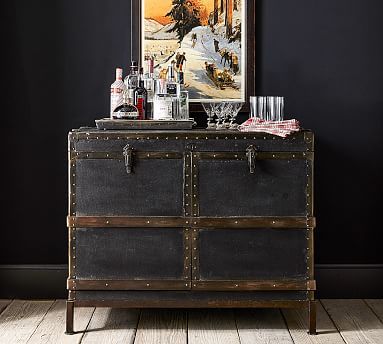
[142, 0, 245, 101]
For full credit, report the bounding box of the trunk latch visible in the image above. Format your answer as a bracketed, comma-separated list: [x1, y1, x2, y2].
[246, 145, 257, 174]
[123, 144, 133, 174]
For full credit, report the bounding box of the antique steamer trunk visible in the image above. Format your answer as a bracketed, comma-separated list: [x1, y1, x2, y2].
[67, 128, 316, 334]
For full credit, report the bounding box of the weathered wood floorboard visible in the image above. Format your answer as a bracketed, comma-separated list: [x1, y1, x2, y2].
[365, 299, 383, 323]
[134, 310, 187, 344]
[27, 300, 94, 344]
[0, 300, 54, 344]
[2, 300, 383, 343]
[283, 301, 346, 344]
[188, 309, 240, 344]
[321, 299, 383, 344]
[236, 309, 294, 344]
[81, 308, 139, 344]
[0, 299, 12, 315]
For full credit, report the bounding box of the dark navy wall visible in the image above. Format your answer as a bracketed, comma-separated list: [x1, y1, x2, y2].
[2, 0, 382, 264]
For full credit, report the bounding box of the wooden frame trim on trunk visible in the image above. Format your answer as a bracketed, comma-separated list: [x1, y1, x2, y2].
[66, 216, 316, 228]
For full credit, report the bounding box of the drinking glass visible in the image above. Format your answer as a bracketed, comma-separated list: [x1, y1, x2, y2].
[250, 96, 284, 121]
[229, 102, 244, 129]
[202, 102, 216, 129]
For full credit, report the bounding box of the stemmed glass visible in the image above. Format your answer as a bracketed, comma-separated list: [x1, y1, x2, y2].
[202, 103, 216, 130]
[215, 103, 228, 130]
[229, 102, 244, 129]
[223, 103, 233, 129]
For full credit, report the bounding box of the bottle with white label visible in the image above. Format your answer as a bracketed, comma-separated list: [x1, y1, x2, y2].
[110, 68, 126, 117]
[153, 94, 173, 120]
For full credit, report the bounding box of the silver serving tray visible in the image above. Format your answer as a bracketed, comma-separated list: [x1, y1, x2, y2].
[95, 118, 196, 130]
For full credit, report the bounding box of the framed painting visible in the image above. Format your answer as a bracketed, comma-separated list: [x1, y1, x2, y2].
[131, 0, 255, 112]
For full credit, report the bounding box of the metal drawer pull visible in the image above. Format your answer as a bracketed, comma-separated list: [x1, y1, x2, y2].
[123, 144, 133, 174]
[246, 145, 257, 174]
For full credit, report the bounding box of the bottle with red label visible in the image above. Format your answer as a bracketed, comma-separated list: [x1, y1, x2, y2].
[134, 68, 148, 119]
[110, 67, 126, 118]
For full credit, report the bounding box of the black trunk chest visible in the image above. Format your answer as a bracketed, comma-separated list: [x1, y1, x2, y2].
[66, 128, 316, 334]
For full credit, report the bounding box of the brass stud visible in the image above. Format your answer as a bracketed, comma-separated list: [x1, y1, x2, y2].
[186, 137, 188, 139]
[146, 283, 150, 286]
[235, 284, 239, 287]
[106, 220, 109, 224]
[147, 220, 150, 224]
[105, 283, 109, 286]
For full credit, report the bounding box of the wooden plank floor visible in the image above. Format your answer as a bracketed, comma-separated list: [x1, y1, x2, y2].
[0, 300, 382, 344]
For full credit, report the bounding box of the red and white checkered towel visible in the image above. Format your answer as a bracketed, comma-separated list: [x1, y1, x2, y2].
[238, 118, 301, 138]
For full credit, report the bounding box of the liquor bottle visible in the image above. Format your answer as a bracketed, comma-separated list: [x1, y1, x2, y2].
[134, 68, 148, 120]
[110, 67, 126, 118]
[124, 61, 139, 101]
[166, 65, 180, 97]
[153, 79, 172, 120]
[113, 90, 139, 120]
[178, 64, 184, 87]
[144, 55, 154, 78]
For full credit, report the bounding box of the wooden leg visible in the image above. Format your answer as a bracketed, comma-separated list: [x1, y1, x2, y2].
[65, 300, 75, 335]
[308, 300, 317, 335]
